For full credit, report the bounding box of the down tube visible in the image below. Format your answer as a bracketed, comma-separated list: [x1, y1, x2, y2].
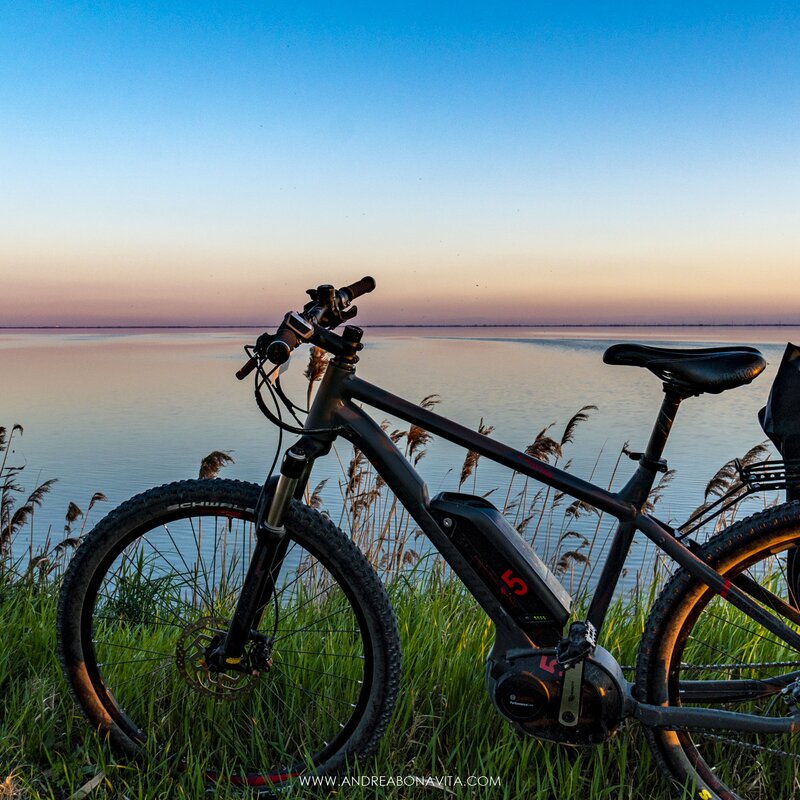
[335, 402, 529, 646]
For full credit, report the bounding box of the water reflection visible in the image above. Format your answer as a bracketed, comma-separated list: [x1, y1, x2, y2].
[2, 326, 798, 593]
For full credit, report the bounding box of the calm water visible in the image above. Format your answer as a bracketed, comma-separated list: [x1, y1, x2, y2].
[2, 326, 798, 591]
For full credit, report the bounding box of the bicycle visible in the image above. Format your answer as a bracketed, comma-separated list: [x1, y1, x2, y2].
[57, 277, 800, 799]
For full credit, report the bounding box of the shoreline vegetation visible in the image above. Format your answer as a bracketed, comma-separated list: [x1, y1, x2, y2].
[0, 358, 782, 798]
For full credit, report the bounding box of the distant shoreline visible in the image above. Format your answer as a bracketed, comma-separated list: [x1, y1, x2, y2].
[2, 323, 800, 330]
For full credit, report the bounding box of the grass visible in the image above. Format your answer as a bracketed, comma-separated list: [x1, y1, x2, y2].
[1, 572, 677, 800]
[0, 373, 791, 799]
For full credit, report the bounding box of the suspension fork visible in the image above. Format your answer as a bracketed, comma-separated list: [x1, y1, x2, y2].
[209, 444, 313, 668]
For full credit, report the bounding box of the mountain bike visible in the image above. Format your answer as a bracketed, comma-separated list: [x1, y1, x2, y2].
[57, 277, 800, 799]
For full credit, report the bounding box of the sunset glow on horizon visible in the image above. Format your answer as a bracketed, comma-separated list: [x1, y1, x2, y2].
[2, 2, 799, 326]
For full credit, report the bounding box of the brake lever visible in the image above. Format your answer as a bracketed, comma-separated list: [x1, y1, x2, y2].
[341, 306, 358, 322]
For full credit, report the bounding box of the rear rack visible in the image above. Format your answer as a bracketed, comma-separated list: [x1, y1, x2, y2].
[677, 459, 800, 539]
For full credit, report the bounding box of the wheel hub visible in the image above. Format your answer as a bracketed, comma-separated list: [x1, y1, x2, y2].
[175, 616, 270, 699]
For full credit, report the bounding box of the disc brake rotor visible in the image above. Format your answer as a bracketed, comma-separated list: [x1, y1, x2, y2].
[175, 616, 259, 700]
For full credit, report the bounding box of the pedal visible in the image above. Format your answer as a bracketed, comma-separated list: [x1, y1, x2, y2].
[556, 620, 597, 668]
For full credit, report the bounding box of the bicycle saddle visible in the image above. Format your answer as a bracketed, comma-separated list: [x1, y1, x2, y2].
[603, 343, 766, 395]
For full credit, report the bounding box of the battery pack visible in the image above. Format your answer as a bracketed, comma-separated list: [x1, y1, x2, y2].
[430, 492, 571, 640]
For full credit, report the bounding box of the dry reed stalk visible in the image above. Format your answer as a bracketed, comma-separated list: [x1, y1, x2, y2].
[575, 441, 629, 596]
[528, 406, 596, 542]
[78, 492, 107, 537]
[304, 346, 329, 408]
[0, 478, 56, 556]
[0, 424, 23, 478]
[64, 502, 82, 534]
[688, 441, 770, 532]
[458, 418, 495, 491]
[405, 395, 439, 466]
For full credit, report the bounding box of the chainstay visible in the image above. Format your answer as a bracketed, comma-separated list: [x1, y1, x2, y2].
[623, 657, 800, 758]
[673, 728, 800, 761]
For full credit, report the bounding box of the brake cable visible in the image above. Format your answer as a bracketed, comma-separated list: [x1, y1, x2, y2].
[274, 375, 308, 422]
[251, 350, 346, 437]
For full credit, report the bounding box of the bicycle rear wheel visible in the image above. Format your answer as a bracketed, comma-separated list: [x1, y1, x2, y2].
[637, 502, 800, 800]
[57, 479, 401, 791]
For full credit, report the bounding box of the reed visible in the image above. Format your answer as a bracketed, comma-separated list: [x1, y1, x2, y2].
[0, 423, 94, 585]
[0, 402, 786, 799]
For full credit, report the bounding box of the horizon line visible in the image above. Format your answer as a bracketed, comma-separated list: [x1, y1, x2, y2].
[4, 322, 800, 330]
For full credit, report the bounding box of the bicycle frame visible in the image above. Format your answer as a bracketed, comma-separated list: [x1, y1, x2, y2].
[222, 355, 800, 734]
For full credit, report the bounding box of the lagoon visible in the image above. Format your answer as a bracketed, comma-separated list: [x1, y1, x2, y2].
[2, 326, 797, 590]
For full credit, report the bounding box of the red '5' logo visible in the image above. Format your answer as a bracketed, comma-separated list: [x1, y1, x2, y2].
[501, 568, 528, 596]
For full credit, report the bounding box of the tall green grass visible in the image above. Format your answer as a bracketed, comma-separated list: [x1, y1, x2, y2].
[0, 385, 787, 799]
[1, 570, 682, 799]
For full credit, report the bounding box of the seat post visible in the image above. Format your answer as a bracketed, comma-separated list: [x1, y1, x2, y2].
[642, 386, 685, 467]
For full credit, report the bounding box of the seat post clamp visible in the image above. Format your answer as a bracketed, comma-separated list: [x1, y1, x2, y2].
[626, 451, 668, 473]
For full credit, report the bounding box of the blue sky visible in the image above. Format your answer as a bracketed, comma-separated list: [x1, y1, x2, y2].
[1, 2, 798, 324]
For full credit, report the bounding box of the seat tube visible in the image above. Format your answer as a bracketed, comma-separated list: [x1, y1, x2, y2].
[585, 388, 684, 633]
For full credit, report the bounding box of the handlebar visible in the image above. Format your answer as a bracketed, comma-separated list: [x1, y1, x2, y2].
[265, 328, 299, 365]
[341, 276, 376, 302]
[236, 276, 375, 378]
[235, 356, 258, 380]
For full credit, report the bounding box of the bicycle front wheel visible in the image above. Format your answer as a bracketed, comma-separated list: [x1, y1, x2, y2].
[637, 501, 800, 800]
[57, 479, 401, 791]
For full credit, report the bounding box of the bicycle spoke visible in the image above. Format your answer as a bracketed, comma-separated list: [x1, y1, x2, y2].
[59, 481, 393, 791]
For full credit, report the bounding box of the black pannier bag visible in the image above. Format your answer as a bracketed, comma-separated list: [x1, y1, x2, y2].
[758, 342, 800, 604]
[758, 342, 800, 500]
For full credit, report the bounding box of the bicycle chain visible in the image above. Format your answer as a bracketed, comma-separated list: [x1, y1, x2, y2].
[672, 728, 800, 761]
[620, 660, 800, 673]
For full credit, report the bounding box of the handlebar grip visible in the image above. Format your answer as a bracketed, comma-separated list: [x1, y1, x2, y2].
[341, 276, 376, 302]
[266, 328, 300, 364]
[236, 357, 258, 380]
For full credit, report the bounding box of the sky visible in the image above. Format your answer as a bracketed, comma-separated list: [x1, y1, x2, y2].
[1, 2, 799, 326]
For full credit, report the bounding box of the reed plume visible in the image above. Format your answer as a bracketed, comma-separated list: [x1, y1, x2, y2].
[3, 479, 57, 545]
[552, 530, 591, 580]
[87, 492, 108, 512]
[80, 492, 108, 536]
[561, 405, 597, 447]
[199, 451, 235, 479]
[564, 499, 597, 519]
[554, 548, 591, 579]
[644, 468, 676, 515]
[458, 418, 495, 489]
[406, 395, 439, 466]
[690, 441, 769, 527]
[345, 447, 366, 497]
[304, 346, 329, 408]
[0, 424, 23, 479]
[309, 479, 328, 510]
[525, 425, 561, 462]
[64, 502, 82, 534]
